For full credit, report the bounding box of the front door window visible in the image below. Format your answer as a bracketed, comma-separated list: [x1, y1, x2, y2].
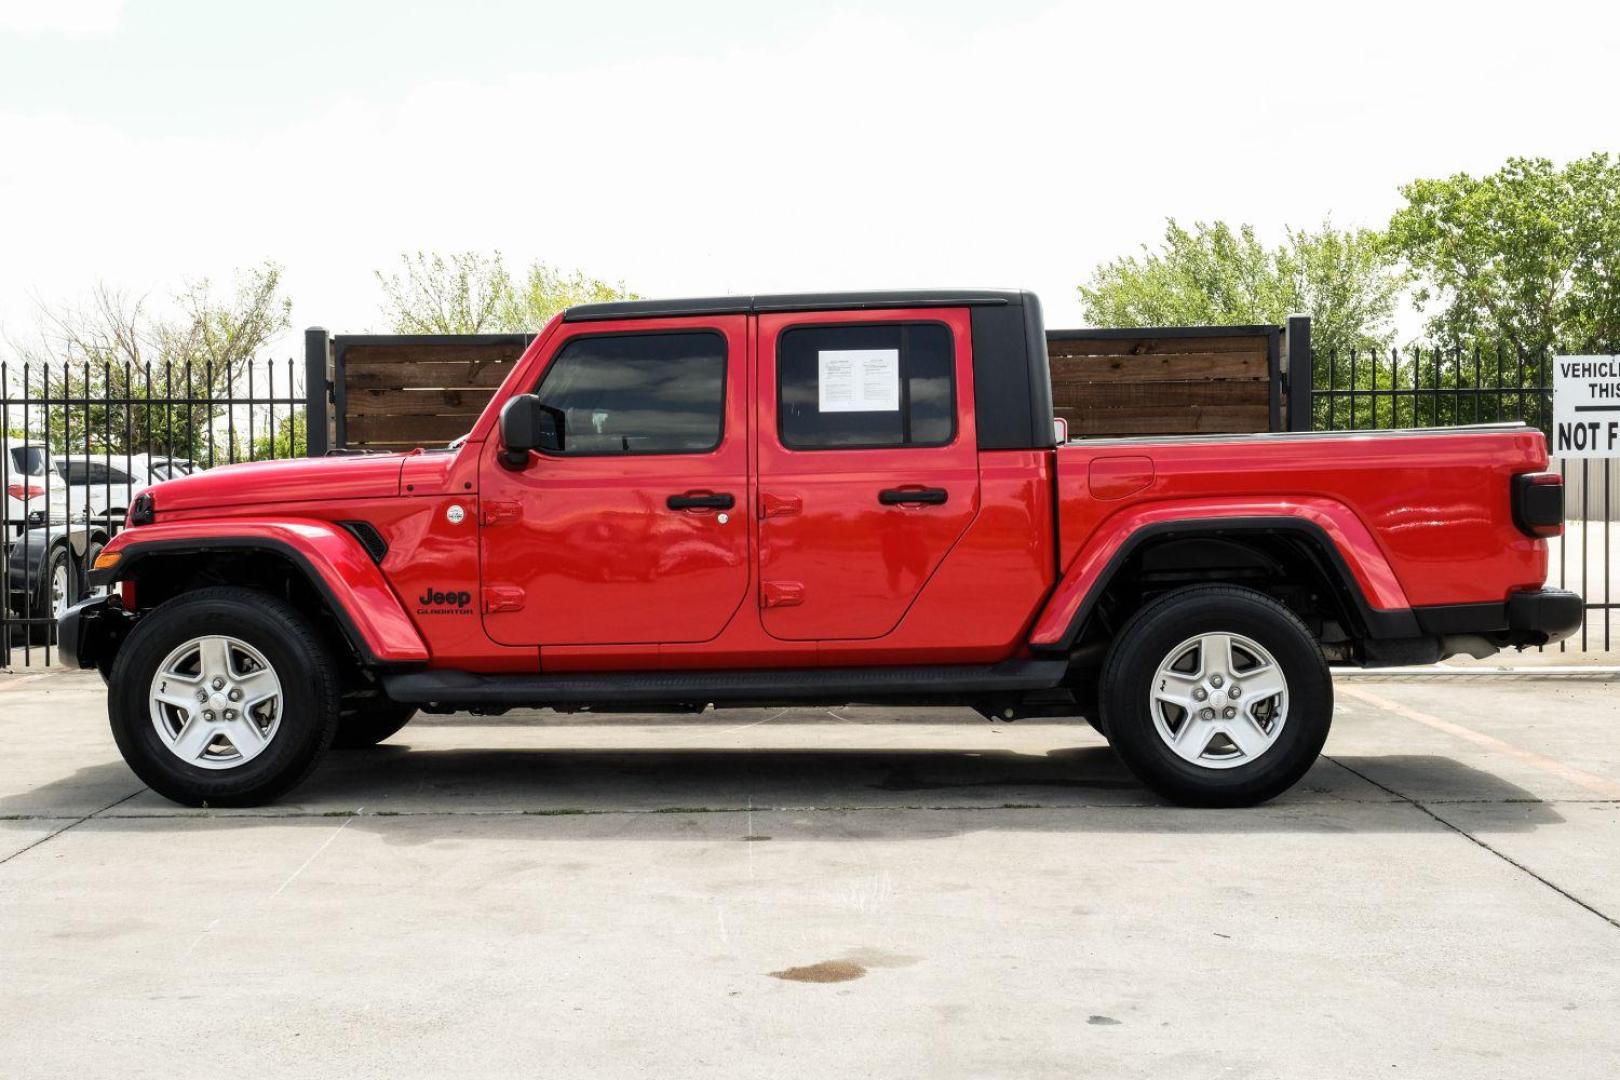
[534, 332, 727, 456]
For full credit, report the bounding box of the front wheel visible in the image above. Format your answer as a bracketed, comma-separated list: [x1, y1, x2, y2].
[1098, 585, 1332, 807]
[107, 587, 342, 806]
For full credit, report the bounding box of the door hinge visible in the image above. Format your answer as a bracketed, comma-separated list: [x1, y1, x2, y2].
[482, 500, 521, 526]
[482, 585, 526, 613]
[761, 581, 805, 608]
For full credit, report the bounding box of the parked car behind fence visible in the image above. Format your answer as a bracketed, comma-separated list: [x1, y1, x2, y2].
[3, 354, 304, 663]
[3, 440, 68, 538]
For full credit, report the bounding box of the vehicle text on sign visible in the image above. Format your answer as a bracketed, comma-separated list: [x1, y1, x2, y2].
[1553, 355, 1620, 458]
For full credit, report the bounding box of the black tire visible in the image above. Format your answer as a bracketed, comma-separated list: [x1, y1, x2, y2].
[82, 538, 104, 590]
[107, 587, 342, 807]
[333, 693, 416, 749]
[1098, 585, 1332, 808]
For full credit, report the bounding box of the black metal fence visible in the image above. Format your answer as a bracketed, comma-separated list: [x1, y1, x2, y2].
[1, 359, 307, 668]
[5, 333, 1615, 665]
[1313, 346, 1617, 654]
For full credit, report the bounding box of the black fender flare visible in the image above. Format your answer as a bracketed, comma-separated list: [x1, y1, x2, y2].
[1030, 516, 1421, 654]
[91, 535, 425, 667]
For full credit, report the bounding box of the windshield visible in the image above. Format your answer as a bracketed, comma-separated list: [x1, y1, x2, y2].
[150, 459, 196, 480]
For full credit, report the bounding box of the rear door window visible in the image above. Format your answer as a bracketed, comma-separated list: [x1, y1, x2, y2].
[776, 322, 956, 450]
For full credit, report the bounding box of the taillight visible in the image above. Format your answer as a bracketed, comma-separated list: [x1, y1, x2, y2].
[6, 482, 45, 501]
[1512, 472, 1563, 538]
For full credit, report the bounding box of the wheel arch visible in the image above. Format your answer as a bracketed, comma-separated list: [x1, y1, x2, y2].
[93, 524, 429, 666]
[1030, 513, 1419, 655]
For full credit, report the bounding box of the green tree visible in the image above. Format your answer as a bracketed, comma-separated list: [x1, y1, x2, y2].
[499, 263, 638, 328]
[1079, 219, 1407, 359]
[375, 251, 636, 334]
[9, 263, 292, 458]
[247, 411, 306, 460]
[1388, 153, 1620, 355]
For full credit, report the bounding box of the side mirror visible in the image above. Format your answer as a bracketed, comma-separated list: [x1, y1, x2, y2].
[498, 395, 565, 468]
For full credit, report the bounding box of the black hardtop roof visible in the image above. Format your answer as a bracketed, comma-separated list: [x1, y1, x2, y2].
[562, 289, 1030, 322]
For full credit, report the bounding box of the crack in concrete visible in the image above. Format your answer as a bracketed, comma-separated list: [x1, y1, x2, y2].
[1326, 756, 1619, 932]
[0, 787, 146, 865]
[3, 795, 1618, 824]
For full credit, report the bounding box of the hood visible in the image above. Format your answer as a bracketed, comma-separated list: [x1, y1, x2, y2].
[144, 454, 409, 515]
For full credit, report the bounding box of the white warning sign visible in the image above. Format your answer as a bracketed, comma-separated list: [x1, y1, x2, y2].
[1553, 355, 1620, 459]
[818, 349, 900, 413]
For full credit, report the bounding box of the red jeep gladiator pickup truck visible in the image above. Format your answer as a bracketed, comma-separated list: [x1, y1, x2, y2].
[60, 290, 1581, 808]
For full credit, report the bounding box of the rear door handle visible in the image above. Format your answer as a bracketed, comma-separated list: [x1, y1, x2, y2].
[667, 492, 735, 511]
[878, 487, 948, 506]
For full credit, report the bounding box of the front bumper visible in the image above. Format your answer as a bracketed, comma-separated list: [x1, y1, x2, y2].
[57, 595, 135, 675]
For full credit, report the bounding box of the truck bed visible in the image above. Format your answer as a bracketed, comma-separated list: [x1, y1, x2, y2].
[1053, 423, 1549, 610]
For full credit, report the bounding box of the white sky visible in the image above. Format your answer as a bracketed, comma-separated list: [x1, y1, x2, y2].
[1, 0, 1616, 355]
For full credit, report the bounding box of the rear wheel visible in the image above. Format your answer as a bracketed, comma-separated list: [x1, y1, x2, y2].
[333, 693, 416, 749]
[1099, 585, 1332, 807]
[107, 587, 341, 806]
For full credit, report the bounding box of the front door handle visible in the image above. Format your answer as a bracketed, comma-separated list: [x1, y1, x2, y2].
[667, 492, 735, 511]
[878, 487, 948, 506]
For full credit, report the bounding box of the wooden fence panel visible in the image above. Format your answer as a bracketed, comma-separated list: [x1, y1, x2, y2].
[337, 338, 530, 452]
[1046, 328, 1276, 438]
[321, 325, 1285, 452]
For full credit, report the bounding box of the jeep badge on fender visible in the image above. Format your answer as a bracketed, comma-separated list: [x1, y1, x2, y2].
[417, 588, 473, 615]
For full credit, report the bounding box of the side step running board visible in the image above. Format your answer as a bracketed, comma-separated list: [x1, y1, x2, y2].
[381, 660, 1068, 709]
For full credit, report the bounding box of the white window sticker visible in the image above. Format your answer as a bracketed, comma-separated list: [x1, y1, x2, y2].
[818, 349, 900, 412]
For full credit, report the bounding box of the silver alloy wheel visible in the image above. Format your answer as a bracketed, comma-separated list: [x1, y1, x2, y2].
[149, 636, 284, 770]
[50, 561, 69, 619]
[1148, 631, 1288, 769]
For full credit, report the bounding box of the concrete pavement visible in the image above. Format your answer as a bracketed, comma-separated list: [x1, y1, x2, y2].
[2, 671, 1617, 1079]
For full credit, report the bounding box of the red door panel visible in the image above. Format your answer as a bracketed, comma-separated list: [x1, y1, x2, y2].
[479, 316, 750, 647]
[755, 308, 980, 641]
